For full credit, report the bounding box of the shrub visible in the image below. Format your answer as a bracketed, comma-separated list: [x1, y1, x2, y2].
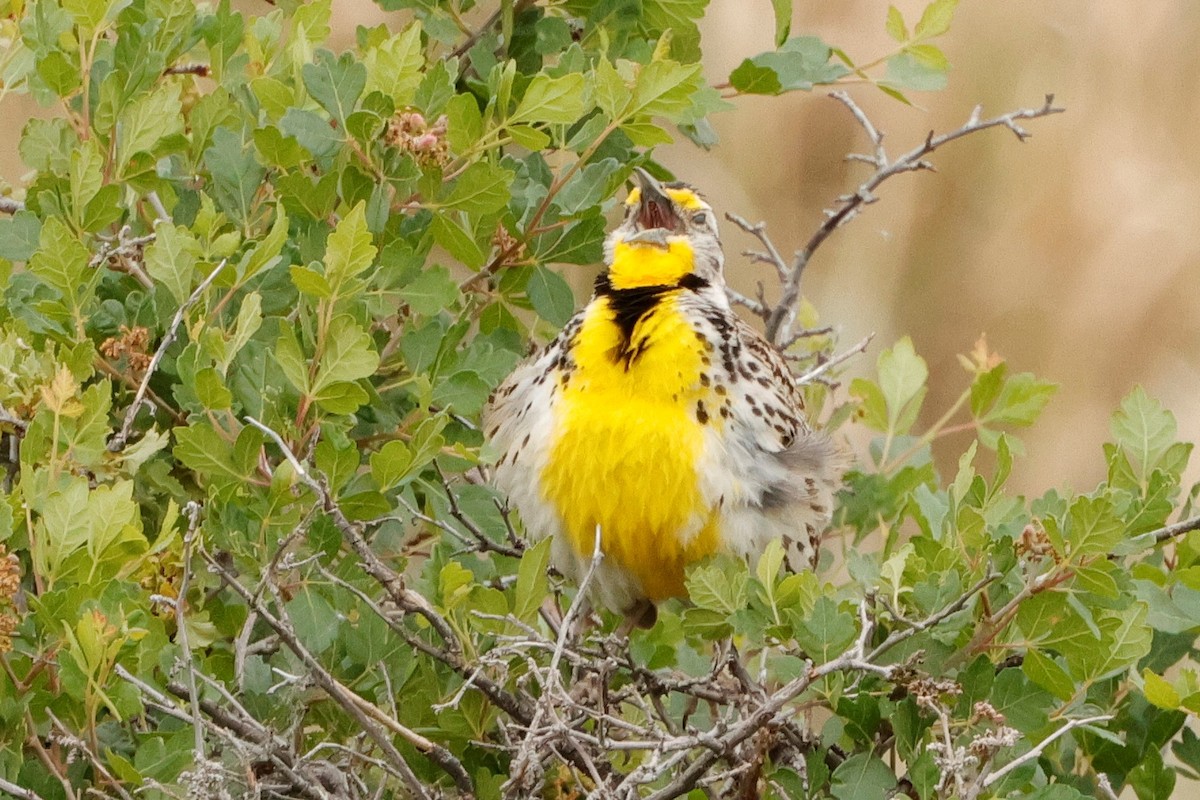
[0, 1, 1195, 798]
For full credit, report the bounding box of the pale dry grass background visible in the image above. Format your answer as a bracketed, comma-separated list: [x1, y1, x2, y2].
[3, 0, 1198, 495]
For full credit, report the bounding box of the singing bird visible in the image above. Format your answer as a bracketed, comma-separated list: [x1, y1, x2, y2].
[483, 169, 839, 627]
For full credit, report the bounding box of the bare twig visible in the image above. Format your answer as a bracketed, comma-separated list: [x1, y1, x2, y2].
[796, 332, 875, 385]
[507, 525, 605, 796]
[726, 93, 1063, 347]
[45, 711, 136, 800]
[433, 462, 525, 558]
[1096, 774, 1122, 800]
[244, 415, 553, 773]
[0, 776, 46, 800]
[108, 259, 227, 451]
[449, 0, 536, 60]
[982, 715, 1113, 787]
[116, 664, 335, 800]
[176, 502, 205, 760]
[867, 571, 999, 662]
[203, 548, 444, 800]
[725, 287, 771, 321]
[146, 191, 171, 223]
[1148, 514, 1200, 545]
[0, 404, 28, 433]
[88, 227, 156, 288]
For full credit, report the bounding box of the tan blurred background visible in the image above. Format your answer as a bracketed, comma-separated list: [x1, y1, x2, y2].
[3, 0, 1197, 497]
[677, 1, 1200, 497]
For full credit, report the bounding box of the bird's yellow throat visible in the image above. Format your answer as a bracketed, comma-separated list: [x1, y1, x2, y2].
[608, 237, 695, 289]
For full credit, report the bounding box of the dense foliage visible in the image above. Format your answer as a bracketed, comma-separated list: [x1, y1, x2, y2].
[0, 0, 1197, 798]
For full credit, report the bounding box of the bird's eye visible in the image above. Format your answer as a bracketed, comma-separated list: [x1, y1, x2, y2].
[692, 212, 708, 226]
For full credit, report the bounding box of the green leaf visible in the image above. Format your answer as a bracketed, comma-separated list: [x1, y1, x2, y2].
[511, 73, 587, 124]
[1072, 604, 1152, 683]
[975, 368, 1057, 428]
[1023, 649, 1074, 702]
[514, 538, 552, 623]
[506, 124, 551, 151]
[363, 23, 424, 106]
[728, 61, 782, 95]
[446, 92, 483, 152]
[882, 52, 948, 92]
[430, 214, 486, 269]
[240, 207, 289, 280]
[29, 216, 89, 303]
[989, 669, 1051, 733]
[204, 127, 265, 225]
[313, 380, 370, 414]
[830, 753, 897, 800]
[593, 57, 628, 118]
[1065, 495, 1124, 559]
[729, 37, 849, 96]
[370, 440, 414, 490]
[193, 367, 233, 410]
[62, 0, 130, 32]
[291, 265, 332, 298]
[630, 60, 705, 119]
[144, 223, 201, 306]
[280, 108, 342, 158]
[432, 370, 491, 416]
[173, 421, 256, 494]
[400, 264, 460, 316]
[37, 51, 81, 98]
[877, 336, 928, 435]
[1111, 386, 1177, 480]
[117, 83, 184, 172]
[526, 265, 575, 327]
[439, 560, 476, 609]
[324, 202, 377, 293]
[303, 49, 367, 126]
[313, 315, 379, 392]
[275, 321, 310, 394]
[1143, 668, 1182, 709]
[0, 211, 41, 261]
[771, 0, 792, 46]
[906, 43, 949, 71]
[885, 6, 908, 42]
[287, 587, 339, 653]
[686, 559, 748, 616]
[914, 0, 958, 39]
[442, 161, 513, 214]
[253, 126, 308, 169]
[1129, 746, 1176, 800]
[68, 139, 105, 220]
[533, 215, 606, 265]
[218, 292, 264, 374]
[794, 596, 856, 664]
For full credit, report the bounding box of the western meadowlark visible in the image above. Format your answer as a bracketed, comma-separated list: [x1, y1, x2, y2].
[483, 168, 840, 627]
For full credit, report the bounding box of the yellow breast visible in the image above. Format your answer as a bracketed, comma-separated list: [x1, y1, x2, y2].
[540, 294, 719, 600]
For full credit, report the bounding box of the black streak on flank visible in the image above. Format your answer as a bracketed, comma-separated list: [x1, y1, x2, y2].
[594, 273, 710, 369]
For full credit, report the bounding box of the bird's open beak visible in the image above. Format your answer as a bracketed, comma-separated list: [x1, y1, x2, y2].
[633, 167, 681, 234]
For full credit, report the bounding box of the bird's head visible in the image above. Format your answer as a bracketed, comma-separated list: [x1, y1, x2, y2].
[605, 168, 723, 290]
